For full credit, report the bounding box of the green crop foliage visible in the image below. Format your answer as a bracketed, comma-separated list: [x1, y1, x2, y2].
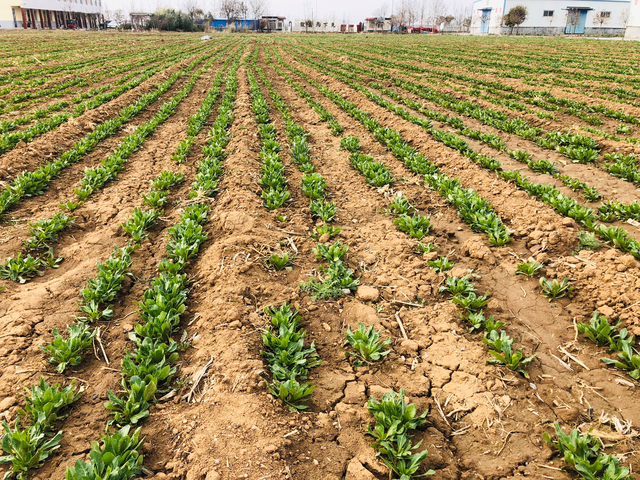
[340, 136, 361, 152]
[17, 378, 81, 429]
[0, 253, 44, 283]
[24, 213, 74, 250]
[415, 242, 437, 254]
[439, 276, 475, 296]
[121, 208, 161, 243]
[574, 231, 601, 254]
[344, 323, 391, 365]
[515, 260, 543, 278]
[105, 376, 157, 427]
[310, 200, 337, 223]
[367, 389, 434, 478]
[313, 241, 348, 262]
[577, 311, 622, 348]
[539, 277, 573, 300]
[464, 311, 505, 333]
[482, 330, 536, 378]
[64, 425, 144, 480]
[0, 416, 62, 480]
[387, 195, 415, 216]
[427, 256, 454, 273]
[451, 292, 489, 312]
[40, 324, 96, 373]
[601, 343, 640, 380]
[142, 189, 169, 208]
[543, 421, 632, 479]
[310, 223, 342, 240]
[300, 259, 359, 301]
[508, 149, 533, 163]
[301, 173, 326, 200]
[393, 214, 431, 240]
[267, 379, 316, 412]
[528, 159, 559, 175]
[267, 252, 294, 271]
[150, 171, 184, 190]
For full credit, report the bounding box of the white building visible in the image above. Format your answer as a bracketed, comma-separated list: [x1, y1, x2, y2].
[1, 0, 102, 29]
[470, 0, 630, 36]
[294, 18, 341, 32]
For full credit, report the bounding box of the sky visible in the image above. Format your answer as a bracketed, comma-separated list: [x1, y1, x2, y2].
[106, 0, 472, 26]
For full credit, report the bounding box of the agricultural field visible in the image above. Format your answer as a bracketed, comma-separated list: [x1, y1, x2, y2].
[2, 31, 640, 480]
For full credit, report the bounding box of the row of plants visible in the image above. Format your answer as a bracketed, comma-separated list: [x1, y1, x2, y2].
[247, 66, 290, 210]
[42, 170, 185, 372]
[281, 46, 640, 260]
[171, 46, 242, 163]
[252, 48, 360, 302]
[2, 61, 240, 480]
[321, 41, 640, 127]
[64, 63, 241, 477]
[260, 303, 320, 411]
[0, 51, 214, 216]
[271, 48, 512, 247]
[73, 53, 223, 200]
[290, 45, 606, 167]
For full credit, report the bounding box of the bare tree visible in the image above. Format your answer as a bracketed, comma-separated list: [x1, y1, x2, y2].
[184, 0, 201, 21]
[620, 7, 630, 27]
[592, 10, 610, 36]
[427, 0, 446, 26]
[249, 0, 267, 22]
[219, 0, 240, 26]
[565, 8, 581, 34]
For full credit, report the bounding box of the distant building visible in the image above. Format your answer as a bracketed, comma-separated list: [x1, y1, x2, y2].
[294, 18, 340, 32]
[470, 0, 630, 36]
[0, 0, 101, 29]
[364, 17, 391, 32]
[209, 17, 259, 31]
[262, 15, 285, 32]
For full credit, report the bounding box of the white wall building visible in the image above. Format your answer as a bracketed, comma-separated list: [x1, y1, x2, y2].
[1, 0, 102, 29]
[470, 0, 630, 36]
[294, 18, 341, 32]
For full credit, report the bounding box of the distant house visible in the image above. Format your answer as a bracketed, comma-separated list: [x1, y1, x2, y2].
[470, 0, 630, 36]
[262, 15, 285, 31]
[294, 18, 340, 32]
[0, 0, 101, 29]
[209, 17, 259, 30]
[365, 17, 391, 32]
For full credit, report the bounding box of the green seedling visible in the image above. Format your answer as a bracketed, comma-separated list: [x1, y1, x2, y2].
[439, 276, 475, 296]
[310, 223, 342, 240]
[464, 311, 505, 333]
[17, 378, 81, 429]
[58, 201, 82, 212]
[267, 379, 315, 412]
[150, 170, 184, 190]
[262, 187, 290, 210]
[415, 242, 437, 254]
[378, 434, 434, 479]
[313, 241, 348, 262]
[451, 292, 489, 312]
[577, 311, 621, 347]
[121, 207, 161, 243]
[617, 125, 633, 135]
[64, 425, 144, 480]
[276, 214, 289, 222]
[543, 421, 631, 480]
[387, 195, 415, 216]
[482, 330, 536, 378]
[24, 213, 74, 250]
[105, 376, 157, 427]
[574, 231, 600, 254]
[142, 189, 169, 208]
[393, 214, 431, 239]
[0, 415, 62, 480]
[528, 159, 559, 175]
[427, 256, 454, 273]
[0, 253, 44, 283]
[300, 260, 359, 300]
[344, 323, 391, 365]
[515, 260, 543, 278]
[508, 149, 533, 163]
[340, 136, 361, 152]
[40, 324, 96, 373]
[367, 388, 428, 448]
[267, 252, 294, 271]
[602, 342, 640, 380]
[309, 200, 337, 222]
[301, 173, 326, 200]
[539, 277, 573, 300]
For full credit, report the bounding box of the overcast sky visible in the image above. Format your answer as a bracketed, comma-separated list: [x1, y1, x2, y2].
[107, 0, 472, 25]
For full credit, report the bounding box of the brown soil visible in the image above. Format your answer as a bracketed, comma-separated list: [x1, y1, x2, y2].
[1, 34, 640, 480]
